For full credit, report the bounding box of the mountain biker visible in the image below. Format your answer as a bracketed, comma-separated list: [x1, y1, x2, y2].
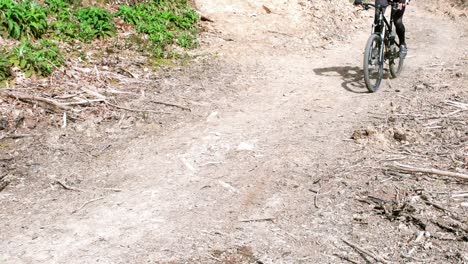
[354, 0, 410, 58]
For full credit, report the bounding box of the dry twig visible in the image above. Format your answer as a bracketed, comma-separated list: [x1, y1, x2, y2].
[151, 100, 191, 112]
[1, 92, 71, 111]
[54, 180, 85, 192]
[239, 217, 275, 222]
[71, 196, 105, 214]
[63, 98, 106, 106]
[342, 239, 389, 264]
[0, 134, 32, 140]
[80, 87, 107, 100]
[388, 163, 468, 181]
[105, 101, 170, 114]
[333, 254, 360, 264]
[0, 181, 9, 192]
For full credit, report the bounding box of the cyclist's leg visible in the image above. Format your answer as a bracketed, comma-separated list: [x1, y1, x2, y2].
[392, 6, 407, 57]
[393, 7, 406, 45]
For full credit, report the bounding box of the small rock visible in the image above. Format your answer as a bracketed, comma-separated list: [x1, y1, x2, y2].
[393, 129, 407, 142]
[0, 118, 8, 130]
[206, 111, 219, 122]
[351, 127, 376, 140]
[218, 180, 239, 193]
[14, 116, 24, 128]
[351, 129, 367, 140]
[25, 119, 37, 129]
[237, 142, 255, 151]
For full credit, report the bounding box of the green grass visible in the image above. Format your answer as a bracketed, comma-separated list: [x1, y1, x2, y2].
[0, 0, 200, 83]
[0, 51, 12, 84]
[10, 39, 64, 77]
[116, 0, 199, 56]
[0, 0, 48, 39]
[77, 7, 115, 41]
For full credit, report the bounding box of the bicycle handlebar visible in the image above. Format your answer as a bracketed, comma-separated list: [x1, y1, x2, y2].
[362, 2, 399, 10]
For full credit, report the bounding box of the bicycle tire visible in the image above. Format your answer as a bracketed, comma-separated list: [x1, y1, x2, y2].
[363, 34, 384, 93]
[389, 41, 404, 78]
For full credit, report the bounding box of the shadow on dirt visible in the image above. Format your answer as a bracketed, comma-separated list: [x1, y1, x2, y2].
[313, 66, 368, 94]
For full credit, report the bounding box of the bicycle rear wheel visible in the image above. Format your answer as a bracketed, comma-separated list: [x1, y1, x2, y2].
[363, 34, 384, 93]
[389, 40, 404, 78]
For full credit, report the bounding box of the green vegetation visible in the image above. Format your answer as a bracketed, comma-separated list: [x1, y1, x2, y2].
[0, 0, 48, 39]
[44, 0, 71, 14]
[10, 40, 64, 77]
[116, 0, 199, 56]
[0, 51, 12, 84]
[0, 0, 199, 83]
[76, 7, 115, 41]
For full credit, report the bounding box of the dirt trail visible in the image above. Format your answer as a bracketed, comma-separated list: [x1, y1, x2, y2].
[1, 1, 467, 263]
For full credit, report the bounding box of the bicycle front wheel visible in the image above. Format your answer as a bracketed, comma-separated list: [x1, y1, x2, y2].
[363, 34, 384, 93]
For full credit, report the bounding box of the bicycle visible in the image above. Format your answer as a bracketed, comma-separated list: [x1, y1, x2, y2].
[361, 2, 405, 92]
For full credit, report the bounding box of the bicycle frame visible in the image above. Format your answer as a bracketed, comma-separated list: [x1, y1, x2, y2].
[361, 2, 405, 92]
[364, 3, 399, 66]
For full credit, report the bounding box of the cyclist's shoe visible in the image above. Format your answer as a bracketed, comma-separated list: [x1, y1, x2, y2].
[400, 44, 408, 59]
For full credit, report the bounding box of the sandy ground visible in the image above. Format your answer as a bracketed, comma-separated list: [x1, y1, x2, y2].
[1, 1, 467, 263]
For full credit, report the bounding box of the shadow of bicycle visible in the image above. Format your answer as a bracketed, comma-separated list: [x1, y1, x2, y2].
[313, 66, 368, 94]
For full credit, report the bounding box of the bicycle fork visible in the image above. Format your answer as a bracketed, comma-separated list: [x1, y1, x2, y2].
[375, 12, 386, 68]
[378, 33, 385, 67]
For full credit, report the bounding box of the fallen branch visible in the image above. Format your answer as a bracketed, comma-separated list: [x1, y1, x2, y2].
[71, 196, 105, 214]
[54, 180, 85, 192]
[452, 192, 468, 198]
[342, 239, 389, 264]
[267, 30, 296, 38]
[0, 173, 8, 181]
[151, 100, 191, 112]
[105, 101, 170, 114]
[388, 163, 468, 181]
[100, 187, 123, 192]
[446, 100, 468, 110]
[1, 92, 71, 111]
[63, 98, 106, 106]
[333, 254, 360, 264]
[62, 112, 67, 128]
[80, 87, 107, 100]
[54, 92, 84, 99]
[0, 181, 9, 192]
[207, 254, 221, 262]
[0, 134, 32, 140]
[117, 67, 137, 78]
[239, 217, 275, 222]
[309, 187, 322, 208]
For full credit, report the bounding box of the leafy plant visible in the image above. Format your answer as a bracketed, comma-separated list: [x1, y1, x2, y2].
[115, 4, 138, 25]
[10, 39, 64, 77]
[177, 33, 195, 48]
[0, 0, 47, 39]
[0, 0, 201, 81]
[76, 7, 115, 41]
[44, 0, 71, 14]
[0, 51, 12, 83]
[116, 0, 199, 57]
[51, 17, 79, 40]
